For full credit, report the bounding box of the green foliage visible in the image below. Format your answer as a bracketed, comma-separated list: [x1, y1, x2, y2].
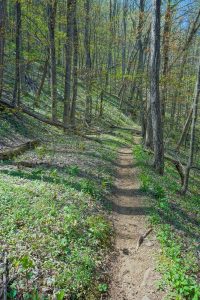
[79, 178, 102, 200]
[133, 145, 200, 300]
[98, 283, 108, 293]
[86, 215, 111, 246]
[139, 172, 151, 192]
[0, 173, 111, 299]
[0, 120, 136, 299]
[67, 165, 80, 176]
[56, 290, 65, 300]
[35, 145, 48, 160]
[0, 76, 137, 298]
[133, 144, 149, 163]
[157, 227, 200, 300]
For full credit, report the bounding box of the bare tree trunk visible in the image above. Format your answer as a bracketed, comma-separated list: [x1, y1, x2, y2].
[137, 0, 145, 139]
[145, 90, 153, 148]
[0, 0, 6, 101]
[13, 0, 22, 107]
[161, 0, 171, 118]
[47, 0, 57, 121]
[84, 0, 92, 124]
[122, 0, 128, 77]
[70, 0, 78, 128]
[99, 90, 104, 117]
[176, 106, 193, 151]
[106, 0, 114, 90]
[35, 55, 49, 108]
[181, 62, 200, 194]
[169, 9, 200, 127]
[150, 0, 164, 175]
[170, 54, 186, 128]
[63, 0, 73, 128]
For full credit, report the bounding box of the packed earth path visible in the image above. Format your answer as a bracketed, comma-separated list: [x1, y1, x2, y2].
[108, 147, 165, 300]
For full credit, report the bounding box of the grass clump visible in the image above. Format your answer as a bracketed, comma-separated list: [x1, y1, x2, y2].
[133, 144, 200, 300]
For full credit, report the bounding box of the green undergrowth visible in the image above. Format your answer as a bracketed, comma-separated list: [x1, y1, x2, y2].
[0, 139, 112, 299]
[0, 112, 134, 299]
[133, 145, 200, 300]
[0, 177, 110, 299]
[0, 85, 136, 299]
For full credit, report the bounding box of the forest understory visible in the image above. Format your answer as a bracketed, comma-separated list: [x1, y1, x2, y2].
[0, 0, 200, 299]
[0, 102, 199, 299]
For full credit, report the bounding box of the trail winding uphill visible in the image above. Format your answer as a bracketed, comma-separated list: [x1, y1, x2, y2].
[108, 148, 165, 300]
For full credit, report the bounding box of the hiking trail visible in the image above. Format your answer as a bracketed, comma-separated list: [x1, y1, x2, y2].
[108, 147, 165, 300]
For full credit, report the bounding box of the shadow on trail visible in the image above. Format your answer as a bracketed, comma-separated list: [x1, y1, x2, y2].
[113, 187, 142, 197]
[113, 162, 139, 169]
[106, 197, 150, 215]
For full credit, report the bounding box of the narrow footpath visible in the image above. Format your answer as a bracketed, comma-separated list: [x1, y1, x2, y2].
[108, 148, 165, 300]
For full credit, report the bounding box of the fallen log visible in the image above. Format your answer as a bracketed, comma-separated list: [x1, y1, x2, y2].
[7, 160, 65, 170]
[0, 100, 102, 144]
[0, 140, 40, 160]
[0, 98, 68, 129]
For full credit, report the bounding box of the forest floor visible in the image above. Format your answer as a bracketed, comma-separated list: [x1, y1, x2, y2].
[0, 110, 199, 299]
[108, 146, 165, 300]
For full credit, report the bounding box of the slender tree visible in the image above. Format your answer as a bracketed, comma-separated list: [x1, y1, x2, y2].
[0, 0, 6, 101]
[35, 54, 49, 108]
[181, 61, 200, 194]
[150, 0, 164, 174]
[84, 0, 92, 124]
[63, 0, 74, 128]
[47, 0, 58, 121]
[122, 0, 128, 77]
[70, 0, 78, 128]
[13, 0, 22, 107]
[136, 0, 145, 139]
[161, 0, 172, 118]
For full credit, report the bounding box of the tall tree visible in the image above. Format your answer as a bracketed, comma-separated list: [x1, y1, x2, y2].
[161, 0, 172, 118]
[47, 0, 57, 121]
[84, 0, 92, 124]
[0, 0, 6, 101]
[150, 0, 164, 174]
[122, 0, 128, 77]
[181, 61, 200, 194]
[13, 0, 22, 107]
[63, 0, 74, 128]
[35, 54, 49, 108]
[70, 0, 78, 128]
[136, 0, 145, 139]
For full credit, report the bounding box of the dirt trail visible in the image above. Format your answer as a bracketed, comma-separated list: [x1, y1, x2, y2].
[108, 148, 165, 300]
